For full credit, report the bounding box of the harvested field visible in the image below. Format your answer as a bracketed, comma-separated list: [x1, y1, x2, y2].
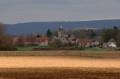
[0, 56, 120, 68]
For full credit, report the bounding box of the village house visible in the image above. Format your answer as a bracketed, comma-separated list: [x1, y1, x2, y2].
[76, 39, 102, 48]
[103, 39, 117, 48]
[90, 39, 101, 47]
[13, 37, 48, 46]
[76, 39, 91, 47]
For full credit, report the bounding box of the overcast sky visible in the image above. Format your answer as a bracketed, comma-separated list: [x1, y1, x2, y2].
[0, 0, 120, 24]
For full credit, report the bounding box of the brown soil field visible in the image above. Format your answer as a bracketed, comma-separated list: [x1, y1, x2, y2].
[0, 68, 120, 79]
[0, 51, 120, 79]
[0, 51, 120, 59]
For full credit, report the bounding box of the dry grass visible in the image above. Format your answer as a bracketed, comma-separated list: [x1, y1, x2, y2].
[0, 56, 120, 68]
[0, 51, 120, 59]
[0, 68, 120, 79]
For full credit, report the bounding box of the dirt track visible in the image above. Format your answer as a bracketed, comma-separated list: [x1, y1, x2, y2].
[0, 56, 120, 68]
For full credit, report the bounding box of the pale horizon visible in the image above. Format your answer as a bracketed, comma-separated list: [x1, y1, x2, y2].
[4, 18, 120, 25]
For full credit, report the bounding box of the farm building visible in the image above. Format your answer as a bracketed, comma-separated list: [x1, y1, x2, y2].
[103, 39, 117, 48]
[13, 37, 48, 46]
[76, 39, 91, 47]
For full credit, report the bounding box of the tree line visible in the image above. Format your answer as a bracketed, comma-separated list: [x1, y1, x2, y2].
[101, 26, 120, 47]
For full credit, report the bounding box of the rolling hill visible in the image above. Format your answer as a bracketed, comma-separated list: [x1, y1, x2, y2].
[5, 19, 120, 36]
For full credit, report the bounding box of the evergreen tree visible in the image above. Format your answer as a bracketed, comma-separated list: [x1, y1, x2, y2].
[89, 30, 96, 39]
[37, 35, 41, 37]
[46, 29, 52, 37]
[54, 31, 58, 37]
[117, 32, 120, 47]
[113, 26, 118, 41]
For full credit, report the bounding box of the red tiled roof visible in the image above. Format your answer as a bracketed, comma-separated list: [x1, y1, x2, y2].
[13, 37, 48, 43]
[109, 39, 116, 42]
[13, 37, 19, 43]
[36, 37, 48, 42]
[77, 39, 91, 43]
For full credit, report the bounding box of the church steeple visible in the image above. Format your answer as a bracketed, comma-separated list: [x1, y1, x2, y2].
[58, 25, 64, 38]
[59, 25, 63, 31]
[60, 25, 63, 29]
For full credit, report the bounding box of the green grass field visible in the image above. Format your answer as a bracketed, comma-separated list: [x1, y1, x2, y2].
[17, 46, 114, 53]
[18, 46, 51, 51]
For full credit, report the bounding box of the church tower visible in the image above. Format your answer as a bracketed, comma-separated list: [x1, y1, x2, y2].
[58, 26, 64, 38]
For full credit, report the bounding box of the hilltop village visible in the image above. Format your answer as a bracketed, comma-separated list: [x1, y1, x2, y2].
[13, 26, 117, 49]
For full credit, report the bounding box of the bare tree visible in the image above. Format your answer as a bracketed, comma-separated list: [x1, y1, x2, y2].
[0, 23, 17, 51]
[16, 37, 25, 47]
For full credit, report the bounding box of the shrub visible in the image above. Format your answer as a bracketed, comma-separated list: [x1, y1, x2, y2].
[51, 39, 63, 48]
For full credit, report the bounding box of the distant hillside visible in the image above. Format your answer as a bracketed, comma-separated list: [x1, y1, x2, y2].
[5, 19, 120, 36]
[71, 28, 103, 31]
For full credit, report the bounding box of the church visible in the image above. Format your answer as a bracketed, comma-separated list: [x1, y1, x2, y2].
[51, 26, 77, 44]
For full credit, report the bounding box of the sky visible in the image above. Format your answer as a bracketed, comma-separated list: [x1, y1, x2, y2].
[0, 0, 120, 24]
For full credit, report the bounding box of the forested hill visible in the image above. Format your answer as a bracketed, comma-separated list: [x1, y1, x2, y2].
[5, 19, 120, 36]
